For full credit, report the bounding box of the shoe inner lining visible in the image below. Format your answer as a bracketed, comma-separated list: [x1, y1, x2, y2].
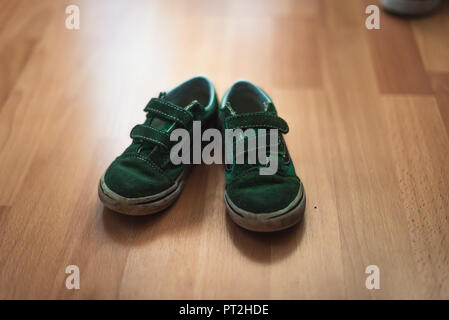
[226, 81, 268, 114]
[165, 77, 211, 108]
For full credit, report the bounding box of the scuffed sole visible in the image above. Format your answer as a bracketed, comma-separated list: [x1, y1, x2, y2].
[225, 183, 306, 232]
[98, 171, 186, 216]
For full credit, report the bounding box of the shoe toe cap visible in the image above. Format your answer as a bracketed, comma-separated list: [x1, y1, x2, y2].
[103, 156, 172, 198]
[226, 171, 301, 214]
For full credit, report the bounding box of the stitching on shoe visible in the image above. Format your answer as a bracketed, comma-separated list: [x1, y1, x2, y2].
[150, 109, 180, 123]
[156, 99, 193, 118]
[120, 153, 173, 183]
[229, 163, 290, 183]
[231, 124, 283, 130]
[131, 134, 168, 149]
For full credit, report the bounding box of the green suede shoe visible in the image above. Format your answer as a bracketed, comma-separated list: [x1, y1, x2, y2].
[219, 81, 306, 232]
[99, 76, 218, 215]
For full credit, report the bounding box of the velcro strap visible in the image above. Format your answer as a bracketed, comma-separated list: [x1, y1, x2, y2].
[225, 113, 289, 133]
[130, 125, 171, 149]
[144, 98, 193, 128]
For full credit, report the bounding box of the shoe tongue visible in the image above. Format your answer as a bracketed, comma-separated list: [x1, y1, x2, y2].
[147, 99, 201, 131]
[225, 101, 275, 115]
[225, 101, 284, 168]
[139, 99, 202, 153]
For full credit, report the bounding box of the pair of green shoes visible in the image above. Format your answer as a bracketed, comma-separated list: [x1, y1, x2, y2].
[99, 76, 306, 232]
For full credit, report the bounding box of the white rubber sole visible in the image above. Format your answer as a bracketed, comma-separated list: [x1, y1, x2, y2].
[98, 170, 187, 216]
[225, 182, 306, 232]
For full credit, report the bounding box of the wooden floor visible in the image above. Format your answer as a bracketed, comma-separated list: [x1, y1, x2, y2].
[0, 0, 448, 299]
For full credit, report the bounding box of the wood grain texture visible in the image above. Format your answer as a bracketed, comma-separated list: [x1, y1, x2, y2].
[365, 7, 432, 94]
[412, 2, 449, 73]
[0, 0, 448, 299]
[432, 74, 449, 138]
[272, 18, 322, 88]
[382, 96, 449, 298]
